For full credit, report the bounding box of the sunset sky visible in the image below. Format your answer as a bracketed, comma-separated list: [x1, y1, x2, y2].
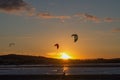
[0, 0, 120, 59]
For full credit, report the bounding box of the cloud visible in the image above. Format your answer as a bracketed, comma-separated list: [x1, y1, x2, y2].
[0, 0, 119, 23]
[36, 12, 120, 23]
[112, 28, 120, 32]
[36, 12, 71, 20]
[83, 13, 100, 22]
[0, 0, 34, 14]
[45, 52, 59, 58]
[0, 0, 70, 22]
[104, 18, 114, 22]
[37, 12, 55, 19]
[74, 13, 120, 23]
[104, 17, 120, 22]
[74, 13, 100, 23]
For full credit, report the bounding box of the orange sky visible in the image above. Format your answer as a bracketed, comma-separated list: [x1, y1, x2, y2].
[0, 0, 120, 59]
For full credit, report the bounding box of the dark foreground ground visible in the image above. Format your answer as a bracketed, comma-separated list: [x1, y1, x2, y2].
[0, 75, 120, 80]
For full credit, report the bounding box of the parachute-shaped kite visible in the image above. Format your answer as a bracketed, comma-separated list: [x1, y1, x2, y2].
[71, 34, 78, 42]
[9, 43, 15, 47]
[54, 43, 59, 49]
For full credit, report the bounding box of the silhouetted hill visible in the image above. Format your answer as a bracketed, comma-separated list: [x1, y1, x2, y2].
[0, 54, 120, 65]
[0, 54, 61, 65]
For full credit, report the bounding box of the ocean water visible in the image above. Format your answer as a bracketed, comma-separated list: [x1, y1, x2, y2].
[0, 64, 120, 80]
[0, 63, 120, 75]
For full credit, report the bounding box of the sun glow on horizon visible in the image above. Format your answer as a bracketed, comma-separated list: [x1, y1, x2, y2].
[60, 52, 71, 60]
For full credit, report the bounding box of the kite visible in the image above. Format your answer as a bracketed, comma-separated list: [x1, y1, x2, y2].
[71, 34, 78, 42]
[9, 43, 15, 47]
[54, 43, 59, 49]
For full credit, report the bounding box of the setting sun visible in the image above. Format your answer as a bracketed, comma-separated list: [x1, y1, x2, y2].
[60, 52, 71, 60]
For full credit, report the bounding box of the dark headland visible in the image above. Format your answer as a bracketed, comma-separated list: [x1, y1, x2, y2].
[0, 54, 120, 67]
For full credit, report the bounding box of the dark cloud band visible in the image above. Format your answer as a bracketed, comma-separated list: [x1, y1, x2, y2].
[0, 0, 32, 13]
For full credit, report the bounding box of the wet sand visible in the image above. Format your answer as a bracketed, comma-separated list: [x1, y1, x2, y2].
[0, 75, 120, 80]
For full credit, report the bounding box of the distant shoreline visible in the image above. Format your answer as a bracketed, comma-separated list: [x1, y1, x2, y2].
[1, 63, 120, 67]
[0, 54, 120, 66]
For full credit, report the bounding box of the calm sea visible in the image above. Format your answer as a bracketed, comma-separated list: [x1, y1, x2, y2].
[0, 63, 120, 75]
